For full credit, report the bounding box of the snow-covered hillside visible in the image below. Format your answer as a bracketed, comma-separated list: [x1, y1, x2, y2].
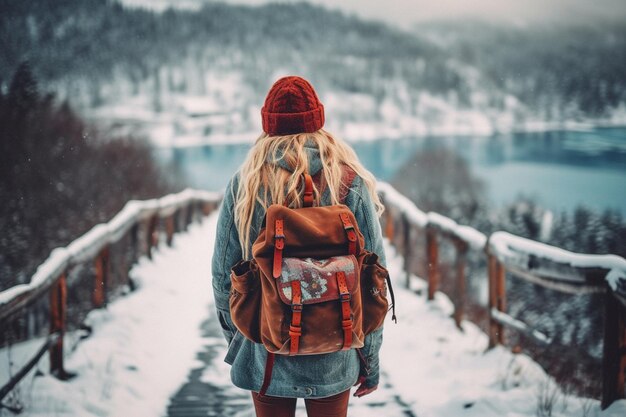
[3, 1, 626, 146]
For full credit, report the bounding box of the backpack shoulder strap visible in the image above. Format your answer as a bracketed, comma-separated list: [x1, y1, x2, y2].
[338, 164, 357, 204]
[302, 173, 314, 207]
[311, 164, 357, 205]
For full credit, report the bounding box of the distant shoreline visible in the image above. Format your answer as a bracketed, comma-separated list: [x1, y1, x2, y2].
[148, 122, 626, 149]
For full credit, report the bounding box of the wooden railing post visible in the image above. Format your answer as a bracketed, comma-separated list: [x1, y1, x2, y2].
[602, 287, 626, 409]
[131, 223, 139, 263]
[0, 193, 223, 398]
[185, 203, 193, 227]
[177, 207, 184, 232]
[385, 208, 395, 242]
[426, 226, 439, 301]
[402, 214, 412, 288]
[165, 214, 175, 247]
[202, 202, 212, 217]
[488, 253, 506, 348]
[49, 273, 69, 379]
[93, 247, 109, 308]
[192, 201, 199, 223]
[495, 261, 506, 345]
[147, 214, 158, 259]
[126, 223, 139, 291]
[197, 201, 206, 222]
[172, 209, 179, 235]
[453, 239, 468, 330]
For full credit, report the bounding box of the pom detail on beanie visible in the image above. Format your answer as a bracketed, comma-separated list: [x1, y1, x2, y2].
[261, 76, 325, 136]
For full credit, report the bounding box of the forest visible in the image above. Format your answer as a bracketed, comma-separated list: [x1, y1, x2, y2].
[1, 0, 625, 129]
[0, 62, 177, 291]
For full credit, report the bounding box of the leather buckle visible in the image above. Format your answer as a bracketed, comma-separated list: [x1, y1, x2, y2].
[340, 293, 351, 302]
[340, 213, 354, 230]
[292, 303, 303, 312]
[289, 325, 302, 336]
[275, 233, 285, 239]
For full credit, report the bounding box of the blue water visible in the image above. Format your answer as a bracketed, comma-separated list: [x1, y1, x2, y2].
[155, 127, 626, 214]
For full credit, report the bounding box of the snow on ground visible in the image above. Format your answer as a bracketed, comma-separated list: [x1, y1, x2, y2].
[7, 216, 219, 417]
[5, 213, 626, 416]
[381, 243, 626, 417]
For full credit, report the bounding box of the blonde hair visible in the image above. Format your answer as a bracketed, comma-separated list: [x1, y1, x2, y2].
[234, 128, 384, 258]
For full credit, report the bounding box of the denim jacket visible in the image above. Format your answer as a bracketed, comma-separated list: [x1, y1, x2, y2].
[211, 141, 386, 398]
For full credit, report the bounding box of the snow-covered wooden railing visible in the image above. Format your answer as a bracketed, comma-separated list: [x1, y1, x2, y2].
[2, 182, 624, 410]
[376, 182, 626, 410]
[0, 189, 222, 406]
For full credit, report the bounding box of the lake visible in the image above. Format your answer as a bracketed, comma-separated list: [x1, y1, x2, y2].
[155, 127, 626, 214]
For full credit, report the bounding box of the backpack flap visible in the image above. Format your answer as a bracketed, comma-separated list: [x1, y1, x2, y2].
[252, 204, 365, 263]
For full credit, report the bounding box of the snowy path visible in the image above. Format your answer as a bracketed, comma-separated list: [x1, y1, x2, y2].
[10, 213, 625, 417]
[165, 294, 414, 417]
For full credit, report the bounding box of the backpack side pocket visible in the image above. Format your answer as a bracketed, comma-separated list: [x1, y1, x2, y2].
[229, 259, 262, 343]
[360, 251, 390, 335]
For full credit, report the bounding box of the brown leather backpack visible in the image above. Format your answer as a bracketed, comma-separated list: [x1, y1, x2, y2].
[229, 170, 395, 395]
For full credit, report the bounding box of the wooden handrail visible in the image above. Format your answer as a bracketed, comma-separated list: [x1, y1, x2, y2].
[376, 181, 626, 409]
[2, 182, 624, 410]
[0, 189, 221, 322]
[0, 188, 223, 404]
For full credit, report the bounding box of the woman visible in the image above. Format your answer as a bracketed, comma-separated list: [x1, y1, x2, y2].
[211, 75, 386, 417]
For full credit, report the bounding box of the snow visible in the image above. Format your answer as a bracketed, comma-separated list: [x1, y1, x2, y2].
[0, 189, 222, 310]
[3, 213, 624, 416]
[1, 215, 219, 416]
[539, 210, 554, 242]
[0, 248, 70, 307]
[490, 308, 552, 345]
[427, 211, 458, 231]
[78, 59, 626, 150]
[455, 226, 488, 251]
[427, 212, 488, 250]
[0, 283, 30, 306]
[0, 335, 54, 393]
[376, 182, 428, 227]
[377, 182, 487, 251]
[376, 180, 624, 298]
[107, 201, 142, 242]
[117, 0, 211, 12]
[176, 95, 222, 116]
[381, 244, 624, 417]
[66, 224, 109, 264]
[489, 231, 626, 295]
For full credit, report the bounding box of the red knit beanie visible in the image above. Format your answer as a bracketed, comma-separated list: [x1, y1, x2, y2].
[261, 76, 325, 136]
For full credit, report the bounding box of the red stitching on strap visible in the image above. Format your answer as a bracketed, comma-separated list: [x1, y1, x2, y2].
[302, 174, 314, 207]
[339, 213, 357, 255]
[336, 271, 353, 350]
[273, 220, 284, 278]
[289, 280, 303, 355]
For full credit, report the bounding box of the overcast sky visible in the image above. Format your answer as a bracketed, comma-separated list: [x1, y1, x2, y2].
[121, 0, 626, 27]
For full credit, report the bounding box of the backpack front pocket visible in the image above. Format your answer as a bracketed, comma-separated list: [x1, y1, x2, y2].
[268, 255, 364, 355]
[229, 260, 262, 343]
